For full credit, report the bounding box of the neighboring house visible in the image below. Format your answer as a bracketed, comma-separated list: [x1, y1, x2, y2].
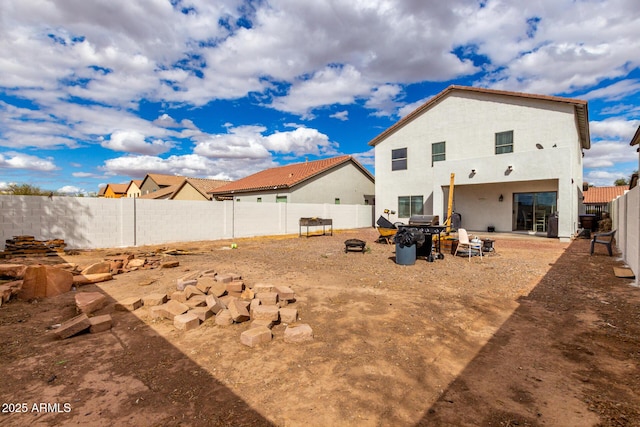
[139, 177, 232, 200]
[368, 85, 590, 241]
[208, 155, 375, 205]
[582, 186, 628, 219]
[138, 173, 186, 196]
[170, 178, 231, 201]
[125, 180, 143, 198]
[139, 184, 178, 200]
[97, 185, 107, 197]
[103, 183, 128, 198]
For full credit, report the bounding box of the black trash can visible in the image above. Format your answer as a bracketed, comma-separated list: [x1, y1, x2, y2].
[547, 213, 558, 238]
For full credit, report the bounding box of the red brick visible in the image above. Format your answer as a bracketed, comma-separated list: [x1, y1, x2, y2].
[55, 314, 91, 339]
[207, 282, 227, 297]
[252, 305, 280, 322]
[174, 312, 200, 330]
[185, 295, 207, 308]
[184, 284, 204, 299]
[115, 297, 142, 311]
[215, 273, 234, 283]
[142, 293, 167, 306]
[89, 314, 112, 333]
[253, 283, 274, 293]
[171, 290, 187, 303]
[164, 300, 189, 319]
[80, 261, 111, 275]
[215, 309, 233, 326]
[228, 299, 250, 323]
[256, 292, 278, 305]
[205, 294, 226, 314]
[190, 306, 214, 322]
[275, 286, 295, 301]
[284, 324, 313, 343]
[279, 307, 298, 323]
[226, 281, 244, 293]
[196, 277, 215, 294]
[75, 292, 107, 315]
[240, 326, 272, 347]
[73, 273, 113, 286]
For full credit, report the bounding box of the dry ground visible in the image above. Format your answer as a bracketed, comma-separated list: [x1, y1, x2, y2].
[0, 228, 639, 426]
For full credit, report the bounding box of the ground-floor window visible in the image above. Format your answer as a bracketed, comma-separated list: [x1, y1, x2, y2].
[398, 195, 424, 217]
[513, 192, 557, 231]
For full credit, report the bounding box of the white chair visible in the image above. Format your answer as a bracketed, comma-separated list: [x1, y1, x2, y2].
[454, 228, 483, 261]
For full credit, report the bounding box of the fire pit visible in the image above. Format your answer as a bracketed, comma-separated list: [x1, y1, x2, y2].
[344, 239, 366, 254]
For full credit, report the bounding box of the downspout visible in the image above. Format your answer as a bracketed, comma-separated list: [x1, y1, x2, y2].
[133, 194, 137, 246]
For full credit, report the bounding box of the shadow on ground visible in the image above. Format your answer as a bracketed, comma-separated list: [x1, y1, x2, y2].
[417, 238, 640, 426]
[0, 285, 273, 426]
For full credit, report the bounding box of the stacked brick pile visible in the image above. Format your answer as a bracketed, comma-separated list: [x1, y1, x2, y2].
[1, 235, 66, 258]
[53, 291, 114, 339]
[131, 270, 314, 347]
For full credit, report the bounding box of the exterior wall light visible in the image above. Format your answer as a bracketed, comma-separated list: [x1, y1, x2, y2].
[507, 165, 513, 171]
[499, 194, 504, 202]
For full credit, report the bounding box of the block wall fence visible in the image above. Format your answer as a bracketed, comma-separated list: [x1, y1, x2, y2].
[0, 196, 374, 250]
[610, 185, 639, 286]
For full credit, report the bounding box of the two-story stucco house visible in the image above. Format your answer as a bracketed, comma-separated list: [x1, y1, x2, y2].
[369, 85, 590, 241]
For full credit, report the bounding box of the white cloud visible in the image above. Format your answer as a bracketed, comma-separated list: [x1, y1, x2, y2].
[265, 127, 338, 156]
[269, 65, 371, 116]
[330, 111, 349, 121]
[397, 96, 432, 118]
[582, 79, 640, 102]
[0, 152, 57, 171]
[101, 130, 173, 155]
[584, 168, 634, 187]
[57, 185, 84, 195]
[583, 140, 636, 168]
[590, 119, 639, 141]
[193, 124, 337, 158]
[364, 84, 402, 117]
[101, 154, 277, 181]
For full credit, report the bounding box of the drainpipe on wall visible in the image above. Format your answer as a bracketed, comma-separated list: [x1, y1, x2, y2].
[133, 194, 137, 246]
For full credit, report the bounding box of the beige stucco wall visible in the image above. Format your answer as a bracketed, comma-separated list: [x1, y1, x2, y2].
[228, 162, 374, 205]
[374, 91, 585, 240]
[172, 184, 208, 201]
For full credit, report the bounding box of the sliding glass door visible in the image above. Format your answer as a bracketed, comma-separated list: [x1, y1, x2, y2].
[513, 192, 557, 232]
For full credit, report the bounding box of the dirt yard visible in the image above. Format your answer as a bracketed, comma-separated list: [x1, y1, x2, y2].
[1, 228, 639, 426]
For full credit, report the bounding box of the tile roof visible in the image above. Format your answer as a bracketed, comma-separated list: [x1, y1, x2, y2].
[146, 173, 187, 187]
[209, 155, 372, 195]
[170, 178, 232, 200]
[583, 186, 628, 204]
[139, 184, 179, 199]
[107, 183, 129, 194]
[125, 179, 143, 192]
[367, 85, 590, 150]
[97, 186, 106, 196]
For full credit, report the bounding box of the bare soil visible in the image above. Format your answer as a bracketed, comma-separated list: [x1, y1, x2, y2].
[1, 228, 639, 426]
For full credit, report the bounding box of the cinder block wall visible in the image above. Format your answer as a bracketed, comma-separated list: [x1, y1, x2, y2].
[0, 196, 373, 250]
[611, 187, 639, 285]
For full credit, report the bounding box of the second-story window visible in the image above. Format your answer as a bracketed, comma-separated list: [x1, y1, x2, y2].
[392, 148, 407, 171]
[495, 130, 514, 154]
[432, 141, 446, 165]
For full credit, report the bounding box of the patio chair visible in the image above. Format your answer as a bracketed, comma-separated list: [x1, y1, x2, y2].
[454, 228, 483, 261]
[590, 229, 616, 256]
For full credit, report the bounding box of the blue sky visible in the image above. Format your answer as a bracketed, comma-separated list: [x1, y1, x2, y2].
[0, 0, 638, 195]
